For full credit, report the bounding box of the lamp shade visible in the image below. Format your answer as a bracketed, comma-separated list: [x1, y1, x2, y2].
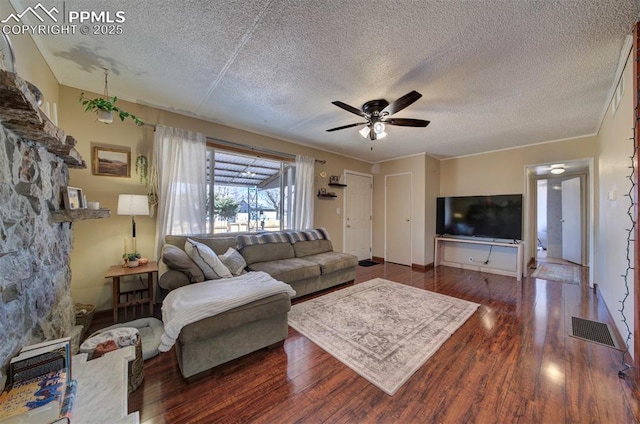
[117, 194, 149, 216]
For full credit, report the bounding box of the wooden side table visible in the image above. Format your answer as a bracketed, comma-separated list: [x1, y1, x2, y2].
[105, 261, 158, 323]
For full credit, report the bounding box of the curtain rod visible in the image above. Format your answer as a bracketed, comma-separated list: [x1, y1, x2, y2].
[144, 122, 326, 164]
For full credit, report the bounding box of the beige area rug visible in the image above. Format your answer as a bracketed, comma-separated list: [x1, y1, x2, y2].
[287, 278, 479, 395]
[531, 263, 581, 284]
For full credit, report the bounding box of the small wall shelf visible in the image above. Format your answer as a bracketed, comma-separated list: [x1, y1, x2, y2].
[51, 208, 111, 223]
[317, 194, 338, 199]
[328, 183, 347, 187]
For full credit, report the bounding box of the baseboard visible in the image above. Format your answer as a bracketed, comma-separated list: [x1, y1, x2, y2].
[411, 263, 431, 272]
[372, 256, 385, 263]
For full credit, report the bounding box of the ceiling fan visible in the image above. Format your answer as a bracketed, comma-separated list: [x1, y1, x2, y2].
[326, 90, 430, 143]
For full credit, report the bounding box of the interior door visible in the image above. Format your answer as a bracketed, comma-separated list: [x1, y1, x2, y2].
[561, 177, 582, 264]
[386, 173, 412, 265]
[344, 173, 372, 260]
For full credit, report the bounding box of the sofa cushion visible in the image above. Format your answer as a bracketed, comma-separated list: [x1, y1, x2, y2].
[161, 244, 205, 283]
[241, 242, 295, 265]
[248, 258, 320, 283]
[301, 252, 358, 274]
[219, 247, 247, 276]
[166, 235, 238, 256]
[185, 238, 233, 280]
[293, 239, 334, 257]
[159, 269, 192, 291]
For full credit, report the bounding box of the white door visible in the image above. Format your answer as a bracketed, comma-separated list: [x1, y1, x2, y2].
[386, 173, 412, 266]
[344, 172, 372, 260]
[561, 177, 582, 264]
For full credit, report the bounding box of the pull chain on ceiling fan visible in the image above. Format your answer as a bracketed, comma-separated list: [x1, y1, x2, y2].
[326, 90, 430, 149]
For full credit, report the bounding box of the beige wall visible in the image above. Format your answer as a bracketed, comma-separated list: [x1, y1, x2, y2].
[596, 49, 635, 356]
[58, 86, 370, 310]
[440, 135, 598, 196]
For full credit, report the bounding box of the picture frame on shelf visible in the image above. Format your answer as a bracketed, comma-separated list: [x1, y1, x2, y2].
[92, 146, 131, 177]
[63, 186, 84, 210]
[329, 175, 340, 184]
[319, 188, 327, 195]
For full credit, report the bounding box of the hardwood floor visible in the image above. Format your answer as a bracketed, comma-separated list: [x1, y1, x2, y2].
[98, 263, 640, 423]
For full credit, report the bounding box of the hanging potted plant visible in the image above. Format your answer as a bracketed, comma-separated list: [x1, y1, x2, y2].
[78, 69, 144, 126]
[135, 155, 149, 185]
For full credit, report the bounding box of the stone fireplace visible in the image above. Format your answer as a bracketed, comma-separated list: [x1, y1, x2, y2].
[0, 71, 95, 387]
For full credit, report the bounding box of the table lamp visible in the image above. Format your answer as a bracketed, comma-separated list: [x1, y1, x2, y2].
[117, 194, 149, 255]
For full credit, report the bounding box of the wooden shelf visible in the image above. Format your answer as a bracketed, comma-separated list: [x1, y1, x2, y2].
[51, 208, 111, 223]
[0, 70, 86, 168]
[317, 194, 338, 198]
[328, 183, 347, 187]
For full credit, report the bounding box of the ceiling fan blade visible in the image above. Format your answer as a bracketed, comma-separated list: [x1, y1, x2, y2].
[383, 118, 430, 127]
[332, 101, 368, 118]
[381, 91, 422, 116]
[326, 122, 367, 132]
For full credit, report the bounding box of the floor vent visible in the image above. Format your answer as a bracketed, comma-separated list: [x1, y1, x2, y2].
[570, 317, 619, 349]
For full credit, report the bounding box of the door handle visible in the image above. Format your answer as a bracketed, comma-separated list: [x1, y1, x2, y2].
[346, 225, 351, 228]
[406, 219, 410, 222]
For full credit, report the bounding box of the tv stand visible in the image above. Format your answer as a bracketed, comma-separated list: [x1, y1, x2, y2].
[434, 237, 524, 281]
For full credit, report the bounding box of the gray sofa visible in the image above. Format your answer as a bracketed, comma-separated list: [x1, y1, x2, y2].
[158, 229, 357, 379]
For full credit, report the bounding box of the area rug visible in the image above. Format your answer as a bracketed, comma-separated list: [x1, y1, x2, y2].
[531, 263, 581, 284]
[287, 278, 479, 395]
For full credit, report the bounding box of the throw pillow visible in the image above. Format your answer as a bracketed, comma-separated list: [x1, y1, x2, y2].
[161, 244, 205, 283]
[185, 238, 233, 280]
[219, 247, 247, 276]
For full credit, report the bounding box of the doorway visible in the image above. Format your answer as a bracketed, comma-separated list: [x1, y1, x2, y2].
[535, 176, 584, 264]
[525, 158, 593, 286]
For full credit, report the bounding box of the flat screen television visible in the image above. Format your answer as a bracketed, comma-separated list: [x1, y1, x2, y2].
[436, 194, 523, 240]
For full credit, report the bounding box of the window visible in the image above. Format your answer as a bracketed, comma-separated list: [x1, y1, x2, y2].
[205, 147, 295, 233]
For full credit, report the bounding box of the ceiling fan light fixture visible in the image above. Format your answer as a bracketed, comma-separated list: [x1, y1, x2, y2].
[376, 130, 387, 139]
[359, 126, 370, 138]
[373, 122, 386, 135]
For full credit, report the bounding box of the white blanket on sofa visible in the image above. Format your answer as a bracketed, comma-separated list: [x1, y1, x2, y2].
[159, 271, 296, 352]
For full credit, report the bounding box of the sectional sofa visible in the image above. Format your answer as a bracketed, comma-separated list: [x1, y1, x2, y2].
[158, 229, 357, 379]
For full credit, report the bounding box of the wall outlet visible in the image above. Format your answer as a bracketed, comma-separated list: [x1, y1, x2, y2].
[469, 257, 474, 262]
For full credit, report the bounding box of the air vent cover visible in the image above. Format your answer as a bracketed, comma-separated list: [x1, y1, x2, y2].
[570, 317, 618, 349]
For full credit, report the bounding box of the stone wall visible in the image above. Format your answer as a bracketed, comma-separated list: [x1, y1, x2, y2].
[0, 122, 75, 385]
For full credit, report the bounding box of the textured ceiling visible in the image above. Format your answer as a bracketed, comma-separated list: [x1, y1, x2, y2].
[9, 0, 638, 162]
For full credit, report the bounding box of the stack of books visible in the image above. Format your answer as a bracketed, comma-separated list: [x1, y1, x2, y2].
[0, 337, 77, 423]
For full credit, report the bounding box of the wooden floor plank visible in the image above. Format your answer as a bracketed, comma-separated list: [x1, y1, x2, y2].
[81, 261, 640, 423]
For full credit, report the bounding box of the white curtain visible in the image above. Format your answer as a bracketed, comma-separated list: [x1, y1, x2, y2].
[153, 125, 207, 260]
[293, 155, 315, 230]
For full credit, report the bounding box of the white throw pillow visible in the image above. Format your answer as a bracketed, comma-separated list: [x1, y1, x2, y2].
[219, 247, 247, 276]
[184, 238, 232, 280]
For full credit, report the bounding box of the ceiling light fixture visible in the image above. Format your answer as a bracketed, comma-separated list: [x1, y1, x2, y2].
[550, 164, 565, 175]
[373, 122, 386, 139]
[359, 122, 387, 140]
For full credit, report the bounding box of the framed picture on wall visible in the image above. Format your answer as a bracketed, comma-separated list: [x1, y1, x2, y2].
[92, 146, 131, 177]
[63, 186, 83, 210]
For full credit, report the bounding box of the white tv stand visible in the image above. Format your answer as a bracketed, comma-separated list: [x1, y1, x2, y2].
[434, 236, 524, 281]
